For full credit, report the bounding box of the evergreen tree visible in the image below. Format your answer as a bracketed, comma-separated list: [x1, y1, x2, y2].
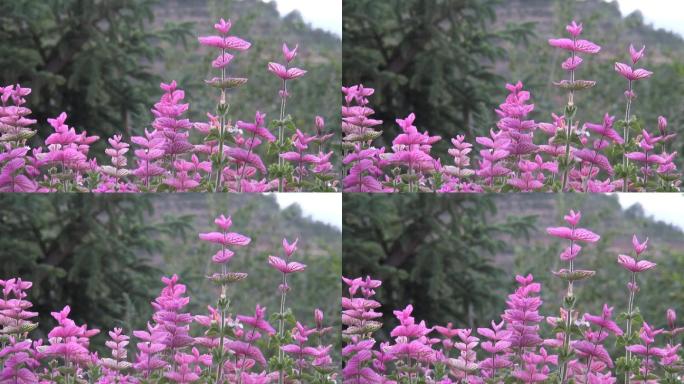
[342, 0, 533, 153]
[0, 0, 192, 147]
[0, 194, 191, 340]
[342, 194, 534, 336]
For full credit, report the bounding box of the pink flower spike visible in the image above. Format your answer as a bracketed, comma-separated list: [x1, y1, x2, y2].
[617, 254, 656, 273]
[632, 234, 648, 256]
[629, 44, 645, 64]
[282, 43, 298, 63]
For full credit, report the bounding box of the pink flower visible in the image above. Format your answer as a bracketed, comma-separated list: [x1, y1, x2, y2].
[584, 304, 623, 336]
[546, 227, 600, 243]
[283, 238, 298, 257]
[614, 62, 653, 81]
[632, 234, 648, 255]
[559, 244, 582, 261]
[237, 305, 276, 335]
[198, 35, 251, 50]
[617, 254, 656, 273]
[563, 210, 581, 226]
[198, 232, 251, 246]
[213, 18, 232, 34]
[282, 43, 298, 63]
[629, 44, 645, 64]
[236, 111, 274, 142]
[267, 62, 307, 80]
[211, 53, 234, 69]
[268, 256, 306, 274]
[561, 56, 583, 71]
[548, 38, 601, 54]
[566, 21, 583, 37]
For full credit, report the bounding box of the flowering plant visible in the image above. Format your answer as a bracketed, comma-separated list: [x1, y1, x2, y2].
[0, 17, 336, 193]
[342, 209, 683, 383]
[0, 214, 337, 383]
[341, 20, 680, 192]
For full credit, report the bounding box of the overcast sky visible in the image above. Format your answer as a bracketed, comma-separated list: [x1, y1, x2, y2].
[263, 0, 341, 36]
[609, 0, 684, 37]
[270, 193, 342, 229]
[616, 194, 684, 231]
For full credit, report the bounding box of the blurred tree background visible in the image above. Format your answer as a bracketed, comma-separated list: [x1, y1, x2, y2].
[0, 0, 341, 155]
[342, 194, 534, 338]
[343, 193, 684, 341]
[0, 193, 341, 352]
[343, 0, 684, 164]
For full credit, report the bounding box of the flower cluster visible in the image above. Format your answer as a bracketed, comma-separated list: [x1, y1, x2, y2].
[341, 209, 683, 383]
[0, 16, 336, 193]
[0, 215, 336, 383]
[341, 20, 680, 192]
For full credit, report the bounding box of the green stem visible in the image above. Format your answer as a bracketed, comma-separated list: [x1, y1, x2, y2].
[278, 78, 288, 192]
[622, 80, 633, 192]
[278, 273, 288, 384]
[559, 237, 575, 383]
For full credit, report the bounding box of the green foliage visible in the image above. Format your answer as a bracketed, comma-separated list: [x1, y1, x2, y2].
[0, 0, 192, 149]
[343, 0, 533, 154]
[0, 194, 191, 344]
[342, 194, 534, 336]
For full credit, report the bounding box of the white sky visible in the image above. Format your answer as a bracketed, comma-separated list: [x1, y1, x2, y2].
[616, 193, 684, 231]
[609, 0, 684, 37]
[263, 0, 342, 36]
[269, 193, 342, 229]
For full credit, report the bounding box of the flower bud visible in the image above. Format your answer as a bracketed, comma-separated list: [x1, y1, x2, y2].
[314, 308, 324, 329]
[278, 283, 290, 294]
[627, 282, 639, 293]
[624, 90, 636, 101]
[667, 308, 677, 329]
[658, 116, 668, 136]
[315, 116, 325, 135]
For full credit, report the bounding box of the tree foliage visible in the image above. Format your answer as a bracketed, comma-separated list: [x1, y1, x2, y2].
[342, 194, 534, 337]
[343, 0, 533, 151]
[0, 0, 192, 147]
[0, 194, 191, 342]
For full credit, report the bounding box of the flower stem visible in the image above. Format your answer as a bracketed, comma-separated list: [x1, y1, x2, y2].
[622, 80, 633, 192]
[278, 272, 288, 384]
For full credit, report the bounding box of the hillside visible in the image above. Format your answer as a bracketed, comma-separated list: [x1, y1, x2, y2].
[496, 0, 684, 60]
[489, 193, 684, 268]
